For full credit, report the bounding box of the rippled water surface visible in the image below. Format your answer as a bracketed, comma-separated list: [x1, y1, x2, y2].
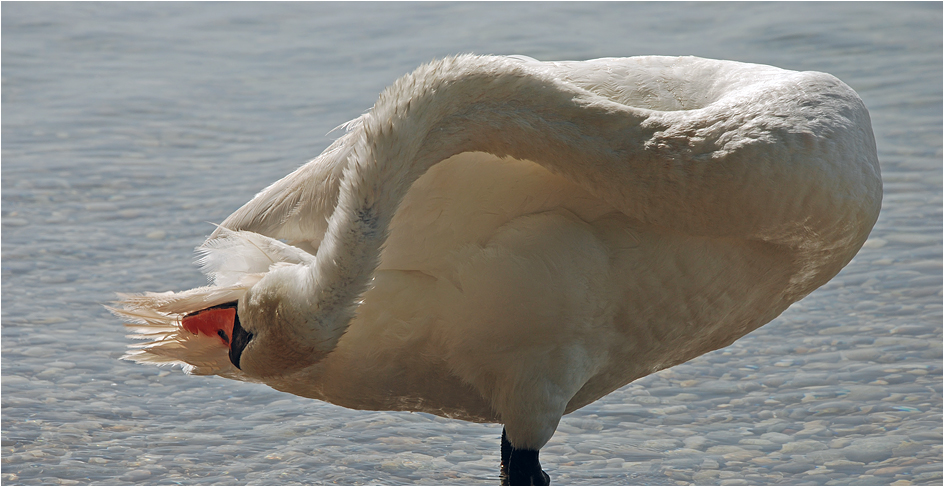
[2, 2, 941, 485]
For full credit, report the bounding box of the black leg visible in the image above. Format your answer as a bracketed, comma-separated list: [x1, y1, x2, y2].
[499, 427, 550, 486]
[501, 428, 513, 479]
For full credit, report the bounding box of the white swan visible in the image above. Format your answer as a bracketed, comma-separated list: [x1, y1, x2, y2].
[111, 55, 882, 485]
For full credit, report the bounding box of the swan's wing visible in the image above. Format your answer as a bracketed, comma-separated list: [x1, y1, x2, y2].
[211, 126, 361, 247]
[198, 227, 315, 286]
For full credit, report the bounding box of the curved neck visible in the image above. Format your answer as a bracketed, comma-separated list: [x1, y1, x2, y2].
[280, 54, 878, 356]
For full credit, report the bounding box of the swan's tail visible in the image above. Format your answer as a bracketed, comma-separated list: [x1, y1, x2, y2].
[110, 228, 314, 378]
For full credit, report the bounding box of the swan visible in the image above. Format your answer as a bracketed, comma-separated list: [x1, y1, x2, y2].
[111, 54, 882, 485]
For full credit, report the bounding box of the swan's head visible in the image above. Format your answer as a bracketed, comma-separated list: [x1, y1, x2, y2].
[112, 228, 327, 380]
[170, 283, 322, 379]
[222, 263, 333, 378]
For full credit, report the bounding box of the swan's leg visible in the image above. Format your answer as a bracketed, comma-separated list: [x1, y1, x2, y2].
[500, 428, 550, 486]
[500, 428, 512, 480]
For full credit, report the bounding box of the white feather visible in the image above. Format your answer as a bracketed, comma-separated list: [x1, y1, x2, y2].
[114, 55, 881, 477]
[196, 227, 314, 287]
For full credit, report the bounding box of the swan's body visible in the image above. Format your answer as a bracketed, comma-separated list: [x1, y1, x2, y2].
[113, 55, 881, 484]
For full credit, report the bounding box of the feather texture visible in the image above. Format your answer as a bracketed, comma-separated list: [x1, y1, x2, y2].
[113, 55, 881, 463]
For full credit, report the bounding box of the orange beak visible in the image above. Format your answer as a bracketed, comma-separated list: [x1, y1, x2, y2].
[181, 307, 236, 347]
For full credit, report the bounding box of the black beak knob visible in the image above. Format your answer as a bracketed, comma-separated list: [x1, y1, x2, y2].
[229, 314, 253, 370]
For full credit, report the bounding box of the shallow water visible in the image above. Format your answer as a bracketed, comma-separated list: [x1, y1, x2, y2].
[2, 2, 941, 485]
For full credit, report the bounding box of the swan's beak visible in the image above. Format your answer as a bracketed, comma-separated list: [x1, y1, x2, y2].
[180, 304, 253, 370]
[181, 307, 236, 348]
